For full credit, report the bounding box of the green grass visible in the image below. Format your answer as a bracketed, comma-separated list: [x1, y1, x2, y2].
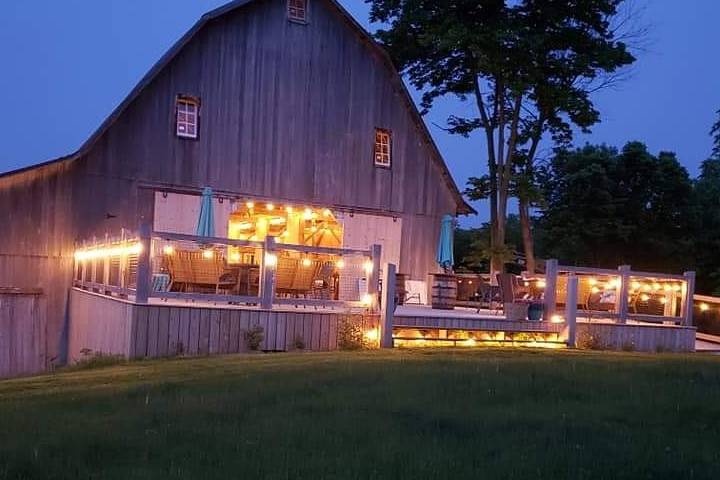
[1, 349, 720, 479]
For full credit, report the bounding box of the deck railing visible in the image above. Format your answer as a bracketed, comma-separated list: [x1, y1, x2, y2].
[74, 226, 381, 313]
[542, 260, 695, 326]
[73, 232, 141, 298]
[694, 294, 720, 335]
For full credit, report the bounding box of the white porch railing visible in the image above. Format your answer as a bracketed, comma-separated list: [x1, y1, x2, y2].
[542, 259, 696, 327]
[74, 225, 381, 313]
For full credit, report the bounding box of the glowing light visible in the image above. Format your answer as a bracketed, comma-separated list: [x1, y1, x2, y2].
[640, 294, 650, 302]
[230, 252, 241, 263]
[323, 208, 332, 217]
[674, 284, 683, 293]
[663, 284, 673, 292]
[163, 245, 175, 256]
[286, 206, 294, 213]
[588, 278, 598, 286]
[660, 297, 668, 305]
[202, 249, 214, 259]
[269, 217, 286, 225]
[468, 280, 473, 285]
[246, 201, 255, 209]
[551, 315, 564, 324]
[700, 303, 709, 312]
[465, 337, 477, 347]
[74, 242, 142, 261]
[303, 208, 313, 220]
[361, 293, 373, 306]
[652, 282, 661, 291]
[536, 279, 546, 289]
[364, 260, 374, 275]
[336, 259, 345, 269]
[591, 286, 600, 294]
[238, 222, 253, 230]
[610, 278, 621, 289]
[364, 328, 379, 342]
[264, 253, 278, 268]
[632, 281, 641, 290]
[302, 258, 312, 267]
[642, 284, 652, 292]
[310, 226, 318, 233]
[266, 203, 275, 211]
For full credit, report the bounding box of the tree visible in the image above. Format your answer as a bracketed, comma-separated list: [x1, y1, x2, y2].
[367, 0, 638, 274]
[536, 142, 694, 272]
[691, 158, 720, 294]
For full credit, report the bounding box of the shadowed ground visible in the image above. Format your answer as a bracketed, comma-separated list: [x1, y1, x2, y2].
[1, 349, 719, 479]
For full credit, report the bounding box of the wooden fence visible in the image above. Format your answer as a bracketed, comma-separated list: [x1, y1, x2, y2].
[0, 288, 47, 378]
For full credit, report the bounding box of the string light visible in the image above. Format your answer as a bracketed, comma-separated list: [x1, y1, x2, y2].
[336, 259, 345, 269]
[74, 242, 142, 261]
[202, 249, 214, 259]
[364, 260, 374, 274]
[266, 203, 275, 211]
[302, 258, 312, 267]
[163, 245, 175, 256]
[246, 201, 255, 209]
[700, 303, 709, 312]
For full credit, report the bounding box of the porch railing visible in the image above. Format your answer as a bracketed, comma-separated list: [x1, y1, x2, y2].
[542, 260, 695, 326]
[74, 226, 381, 313]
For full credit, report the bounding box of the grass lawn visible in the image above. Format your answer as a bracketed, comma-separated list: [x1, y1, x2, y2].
[1, 349, 720, 479]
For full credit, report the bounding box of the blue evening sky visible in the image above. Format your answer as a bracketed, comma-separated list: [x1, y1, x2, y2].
[1, 1, 718, 226]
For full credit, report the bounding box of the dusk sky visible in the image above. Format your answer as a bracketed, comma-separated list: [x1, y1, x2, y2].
[2, 1, 718, 226]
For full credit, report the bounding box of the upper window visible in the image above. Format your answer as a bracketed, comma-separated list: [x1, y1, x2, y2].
[176, 96, 199, 139]
[288, 0, 308, 23]
[374, 128, 392, 168]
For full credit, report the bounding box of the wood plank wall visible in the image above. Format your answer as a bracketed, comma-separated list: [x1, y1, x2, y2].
[68, 288, 379, 361]
[67, 289, 135, 363]
[0, 290, 47, 378]
[576, 322, 696, 353]
[394, 315, 565, 334]
[130, 304, 379, 358]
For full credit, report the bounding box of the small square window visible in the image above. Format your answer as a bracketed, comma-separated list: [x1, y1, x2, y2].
[374, 129, 392, 168]
[176, 96, 199, 139]
[288, 0, 308, 23]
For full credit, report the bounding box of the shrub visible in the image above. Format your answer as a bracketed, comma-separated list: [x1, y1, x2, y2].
[338, 318, 367, 351]
[293, 335, 306, 350]
[245, 325, 265, 351]
[577, 330, 605, 350]
[65, 350, 126, 371]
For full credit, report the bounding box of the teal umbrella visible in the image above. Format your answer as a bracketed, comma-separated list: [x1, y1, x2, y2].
[436, 214, 455, 272]
[196, 187, 215, 237]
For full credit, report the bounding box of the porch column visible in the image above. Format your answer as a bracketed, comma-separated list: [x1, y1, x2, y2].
[564, 274, 578, 348]
[260, 236, 277, 310]
[380, 263, 396, 348]
[135, 223, 152, 304]
[543, 259, 558, 321]
[682, 271, 696, 326]
[367, 244, 382, 312]
[617, 265, 631, 324]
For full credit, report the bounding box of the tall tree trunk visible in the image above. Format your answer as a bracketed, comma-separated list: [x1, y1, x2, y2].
[519, 198, 536, 273]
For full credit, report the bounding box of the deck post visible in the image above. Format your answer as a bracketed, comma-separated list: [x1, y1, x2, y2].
[543, 259, 558, 321]
[682, 271, 696, 326]
[380, 262, 396, 348]
[260, 236, 277, 310]
[368, 244, 382, 312]
[564, 274, 578, 347]
[617, 265, 631, 324]
[135, 223, 152, 304]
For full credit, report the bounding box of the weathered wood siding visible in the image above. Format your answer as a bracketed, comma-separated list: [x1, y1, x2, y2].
[576, 322, 696, 353]
[68, 289, 135, 363]
[0, 163, 76, 367]
[0, 289, 47, 378]
[0, 0, 463, 371]
[73, 0, 458, 278]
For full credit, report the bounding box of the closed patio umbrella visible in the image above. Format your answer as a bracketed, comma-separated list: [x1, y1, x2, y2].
[436, 214, 455, 273]
[196, 187, 215, 238]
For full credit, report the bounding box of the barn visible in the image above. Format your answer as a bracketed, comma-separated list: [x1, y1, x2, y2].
[0, 0, 472, 376]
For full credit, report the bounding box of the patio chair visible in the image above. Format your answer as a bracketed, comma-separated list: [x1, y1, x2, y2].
[166, 250, 237, 294]
[275, 255, 321, 298]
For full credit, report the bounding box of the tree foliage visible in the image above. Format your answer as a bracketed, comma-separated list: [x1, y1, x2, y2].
[535, 142, 694, 271]
[367, 0, 638, 272]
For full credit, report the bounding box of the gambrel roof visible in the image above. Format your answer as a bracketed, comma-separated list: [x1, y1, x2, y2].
[1, 0, 474, 214]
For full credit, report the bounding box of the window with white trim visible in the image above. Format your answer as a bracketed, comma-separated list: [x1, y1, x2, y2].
[176, 96, 199, 139]
[288, 0, 308, 22]
[374, 128, 392, 168]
